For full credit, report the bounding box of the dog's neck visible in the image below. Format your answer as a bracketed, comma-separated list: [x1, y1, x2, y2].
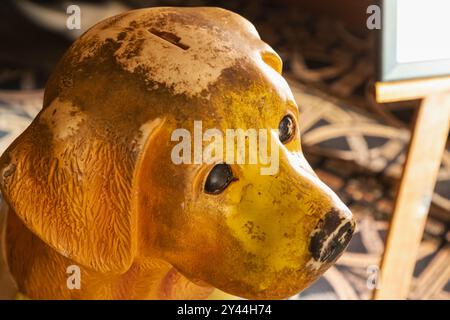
[2, 203, 213, 299]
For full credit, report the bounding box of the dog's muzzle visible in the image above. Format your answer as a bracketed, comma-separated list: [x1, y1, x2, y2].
[309, 208, 355, 264]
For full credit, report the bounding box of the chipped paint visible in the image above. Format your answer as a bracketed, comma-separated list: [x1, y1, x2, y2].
[136, 117, 164, 151]
[73, 7, 279, 98]
[40, 98, 85, 140]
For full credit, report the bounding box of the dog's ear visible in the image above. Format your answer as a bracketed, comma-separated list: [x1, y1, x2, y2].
[0, 97, 165, 274]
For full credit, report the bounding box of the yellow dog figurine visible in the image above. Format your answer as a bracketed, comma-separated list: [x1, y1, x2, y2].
[0, 7, 354, 299]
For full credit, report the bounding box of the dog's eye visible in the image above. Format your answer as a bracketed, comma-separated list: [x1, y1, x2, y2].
[278, 114, 296, 143]
[204, 164, 234, 194]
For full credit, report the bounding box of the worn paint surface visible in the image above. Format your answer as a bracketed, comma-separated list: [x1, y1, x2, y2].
[0, 7, 354, 299]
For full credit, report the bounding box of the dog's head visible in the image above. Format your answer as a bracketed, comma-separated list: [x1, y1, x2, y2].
[0, 7, 354, 299]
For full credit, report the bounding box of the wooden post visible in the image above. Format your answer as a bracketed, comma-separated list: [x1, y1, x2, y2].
[373, 90, 450, 299]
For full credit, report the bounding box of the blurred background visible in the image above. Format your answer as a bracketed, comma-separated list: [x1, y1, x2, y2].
[0, 0, 448, 299]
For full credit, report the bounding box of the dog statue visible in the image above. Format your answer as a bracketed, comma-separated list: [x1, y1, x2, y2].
[0, 7, 355, 299]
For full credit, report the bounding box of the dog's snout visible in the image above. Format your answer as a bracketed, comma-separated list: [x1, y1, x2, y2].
[309, 208, 355, 264]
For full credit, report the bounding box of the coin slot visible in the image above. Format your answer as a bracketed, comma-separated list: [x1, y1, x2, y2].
[149, 28, 190, 50]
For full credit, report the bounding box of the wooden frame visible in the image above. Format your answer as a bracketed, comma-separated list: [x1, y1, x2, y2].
[376, 76, 450, 103]
[374, 79, 450, 299]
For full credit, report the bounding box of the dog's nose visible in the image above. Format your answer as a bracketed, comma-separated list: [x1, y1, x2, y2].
[309, 208, 355, 264]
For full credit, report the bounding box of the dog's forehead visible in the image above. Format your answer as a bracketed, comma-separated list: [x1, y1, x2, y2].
[76, 7, 275, 99]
